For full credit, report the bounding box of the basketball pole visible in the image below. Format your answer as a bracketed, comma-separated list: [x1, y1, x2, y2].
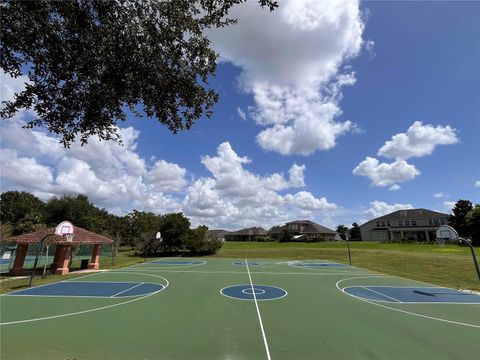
[29, 233, 54, 287]
[459, 238, 480, 281]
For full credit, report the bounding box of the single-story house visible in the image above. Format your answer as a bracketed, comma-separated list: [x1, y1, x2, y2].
[269, 220, 337, 241]
[224, 227, 268, 241]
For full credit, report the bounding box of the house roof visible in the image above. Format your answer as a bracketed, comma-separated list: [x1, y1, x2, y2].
[360, 208, 449, 228]
[229, 227, 268, 236]
[373, 209, 448, 221]
[272, 220, 336, 234]
[8, 226, 113, 245]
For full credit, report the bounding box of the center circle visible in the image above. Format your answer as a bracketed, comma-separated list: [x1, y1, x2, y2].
[242, 288, 266, 295]
[221, 284, 287, 301]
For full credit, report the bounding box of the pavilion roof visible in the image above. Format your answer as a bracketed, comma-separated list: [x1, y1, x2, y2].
[8, 226, 113, 245]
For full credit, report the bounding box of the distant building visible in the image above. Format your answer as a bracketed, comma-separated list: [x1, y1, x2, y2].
[224, 227, 268, 241]
[360, 209, 449, 242]
[269, 220, 337, 241]
[208, 229, 231, 241]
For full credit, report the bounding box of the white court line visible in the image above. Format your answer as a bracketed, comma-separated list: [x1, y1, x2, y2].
[336, 276, 480, 329]
[110, 282, 145, 298]
[362, 286, 403, 303]
[246, 258, 272, 360]
[113, 269, 372, 276]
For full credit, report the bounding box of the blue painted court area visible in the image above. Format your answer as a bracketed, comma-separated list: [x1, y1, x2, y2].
[344, 286, 480, 304]
[291, 262, 348, 269]
[149, 259, 206, 266]
[6, 281, 164, 298]
[232, 261, 261, 266]
[221, 284, 287, 301]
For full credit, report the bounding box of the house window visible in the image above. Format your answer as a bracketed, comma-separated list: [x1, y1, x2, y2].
[433, 219, 440, 226]
[386, 221, 391, 227]
[411, 220, 417, 227]
[398, 221, 403, 227]
[405, 220, 410, 227]
[381, 221, 386, 227]
[428, 219, 434, 226]
[440, 218, 447, 225]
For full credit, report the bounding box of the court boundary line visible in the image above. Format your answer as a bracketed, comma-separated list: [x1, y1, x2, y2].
[0, 272, 169, 326]
[246, 259, 272, 360]
[336, 276, 480, 328]
[116, 269, 372, 276]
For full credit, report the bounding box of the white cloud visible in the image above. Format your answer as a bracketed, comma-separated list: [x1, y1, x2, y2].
[352, 157, 420, 188]
[378, 121, 459, 160]
[1, 69, 30, 105]
[388, 184, 400, 191]
[236, 107, 247, 121]
[364, 201, 414, 219]
[0, 116, 187, 214]
[0, 149, 53, 191]
[284, 191, 336, 211]
[186, 142, 336, 229]
[433, 192, 447, 198]
[208, 0, 365, 155]
[475, 180, 480, 188]
[443, 201, 456, 213]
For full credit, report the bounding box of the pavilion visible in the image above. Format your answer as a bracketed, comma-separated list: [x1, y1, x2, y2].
[8, 226, 113, 276]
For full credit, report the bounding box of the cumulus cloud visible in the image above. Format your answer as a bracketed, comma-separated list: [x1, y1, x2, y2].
[186, 142, 336, 229]
[388, 184, 400, 191]
[475, 180, 480, 188]
[1, 118, 335, 229]
[0, 148, 53, 191]
[208, 0, 365, 155]
[364, 201, 414, 219]
[352, 157, 420, 188]
[1, 69, 30, 105]
[433, 192, 448, 198]
[378, 121, 458, 160]
[0, 116, 187, 214]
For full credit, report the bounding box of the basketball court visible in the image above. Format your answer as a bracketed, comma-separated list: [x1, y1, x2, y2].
[1, 257, 479, 359]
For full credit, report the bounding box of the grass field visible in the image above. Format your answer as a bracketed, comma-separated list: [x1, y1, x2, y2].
[1, 256, 479, 360]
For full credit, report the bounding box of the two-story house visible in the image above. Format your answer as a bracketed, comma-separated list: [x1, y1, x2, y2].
[360, 209, 449, 242]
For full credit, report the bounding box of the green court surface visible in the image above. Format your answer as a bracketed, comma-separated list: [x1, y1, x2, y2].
[1, 258, 479, 359]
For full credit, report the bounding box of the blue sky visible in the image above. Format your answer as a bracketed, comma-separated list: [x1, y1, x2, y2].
[1, 1, 479, 230]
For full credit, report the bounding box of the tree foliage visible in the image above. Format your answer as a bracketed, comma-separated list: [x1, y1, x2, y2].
[349, 222, 362, 241]
[0, 0, 277, 146]
[336, 224, 348, 240]
[465, 205, 480, 246]
[449, 199, 473, 237]
[0, 191, 46, 235]
[45, 194, 108, 233]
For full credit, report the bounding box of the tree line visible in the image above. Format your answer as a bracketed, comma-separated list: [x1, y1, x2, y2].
[0, 191, 222, 256]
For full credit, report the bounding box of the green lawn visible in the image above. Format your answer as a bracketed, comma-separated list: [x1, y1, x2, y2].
[216, 241, 480, 291]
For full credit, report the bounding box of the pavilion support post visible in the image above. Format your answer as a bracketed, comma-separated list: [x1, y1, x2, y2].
[10, 244, 29, 276]
[88, 244, 100, 270]
[53, 245, 71, 275]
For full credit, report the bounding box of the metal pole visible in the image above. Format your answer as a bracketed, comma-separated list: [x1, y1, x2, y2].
[29, 233, 53, 287]
[460, 238, 480, 281]
[42, 245, 50, 278]
[345, 240, 352, 267]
